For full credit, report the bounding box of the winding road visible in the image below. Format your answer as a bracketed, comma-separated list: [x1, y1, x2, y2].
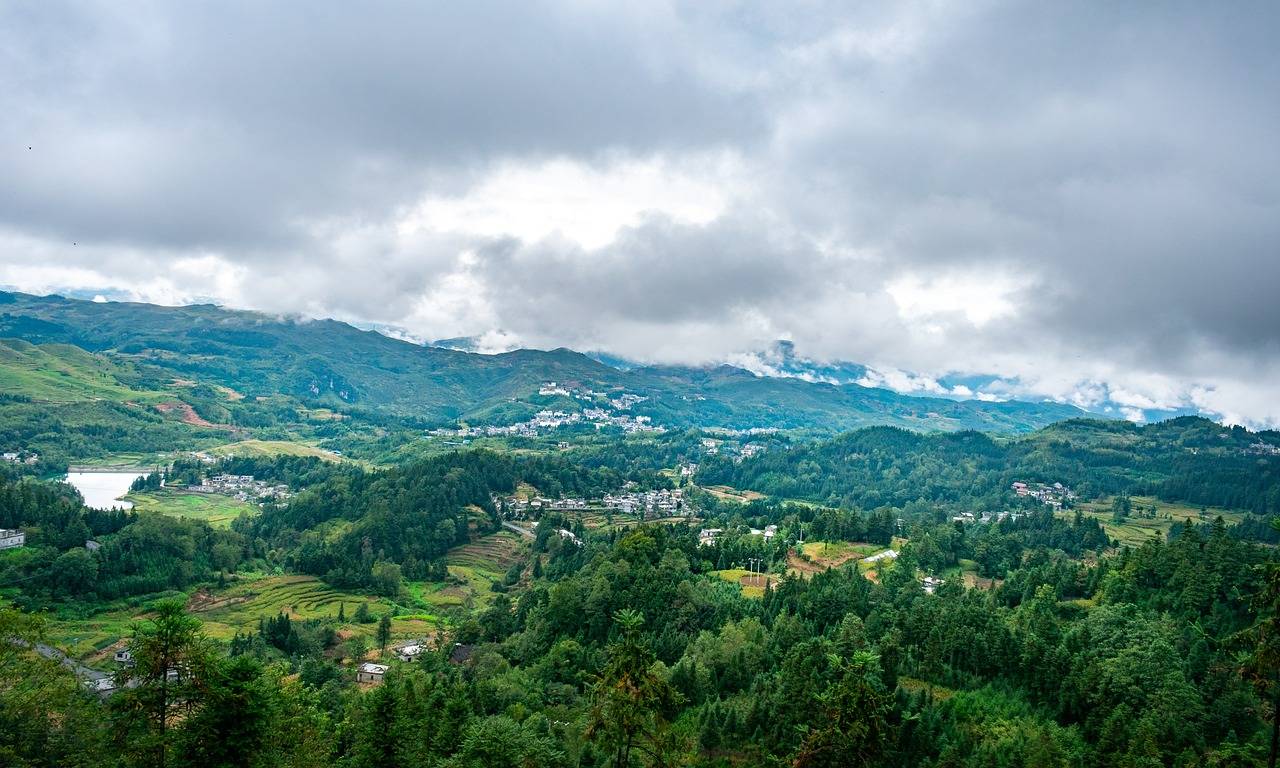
[11, 638, 108, 682]
[500, 521, 536, 539]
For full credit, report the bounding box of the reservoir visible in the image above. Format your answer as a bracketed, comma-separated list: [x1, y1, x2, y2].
[63, 471, 147, 510]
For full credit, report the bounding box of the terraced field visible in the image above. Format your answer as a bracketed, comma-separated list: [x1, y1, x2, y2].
[444, 531, 525, 570]
[406, 531, 531, 611]
[42, 534, 530, 667]
[43, 575, 418, 665]
[188, 575, 391, 637]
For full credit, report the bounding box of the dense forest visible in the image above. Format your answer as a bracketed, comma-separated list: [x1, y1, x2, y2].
[0, 471, 246, 605]
[3, 416, 1280, 766]
[3, 508, 1278, 767]
[697, 417, 1280, 514]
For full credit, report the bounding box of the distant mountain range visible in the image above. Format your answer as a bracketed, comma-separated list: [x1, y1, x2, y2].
[439, 334, 1191, 423]
[0, 291, 1087, 434]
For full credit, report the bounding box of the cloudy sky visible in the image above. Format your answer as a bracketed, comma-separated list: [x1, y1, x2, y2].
[3, 1, 1279, 426]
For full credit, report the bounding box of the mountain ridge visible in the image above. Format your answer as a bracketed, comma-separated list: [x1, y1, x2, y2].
[0, 291, 1085, 433]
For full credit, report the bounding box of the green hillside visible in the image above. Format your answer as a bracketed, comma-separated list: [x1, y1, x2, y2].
[0, 338, 167, 403]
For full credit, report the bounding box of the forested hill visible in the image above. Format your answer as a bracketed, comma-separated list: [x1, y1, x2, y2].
[697, 416, 1280, 514]
[0, 291, 1082, 433]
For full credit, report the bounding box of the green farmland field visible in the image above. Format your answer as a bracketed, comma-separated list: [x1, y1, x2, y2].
[124, 488, 258, 528]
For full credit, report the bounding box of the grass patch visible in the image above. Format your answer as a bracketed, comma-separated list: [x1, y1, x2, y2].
[709, 569, 775, 599]
[700, 485, 766, 503]
[801, 540, 880, 565]
[124, 488, 257, 528]
[209, 439, 344, 461]
[0, 339, 168, 404]
[898, 676, 955, 702]
[1065, 495, 1248, 547]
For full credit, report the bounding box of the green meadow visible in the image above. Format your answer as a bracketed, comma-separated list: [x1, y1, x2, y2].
[124, 488, 258, 528]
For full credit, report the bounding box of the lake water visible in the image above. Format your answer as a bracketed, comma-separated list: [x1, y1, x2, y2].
[63, 471, 147, 510]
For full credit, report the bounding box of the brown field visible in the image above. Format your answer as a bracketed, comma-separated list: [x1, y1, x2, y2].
[700, 485, 767, 503]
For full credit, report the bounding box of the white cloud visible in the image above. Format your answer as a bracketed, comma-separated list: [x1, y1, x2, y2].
[886, 271, 1027, 329]
[399, 152, 743, 250]
[0, 1, 1278, 428]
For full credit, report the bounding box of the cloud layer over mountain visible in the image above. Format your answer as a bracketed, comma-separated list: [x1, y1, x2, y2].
[3, 1, 1278, 425]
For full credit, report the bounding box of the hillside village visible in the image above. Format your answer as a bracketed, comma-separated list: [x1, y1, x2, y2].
[188, 473, 293, 502]
[496, 486, 691, 519]
[431, 384, 665, 438]
[1011, 480, 1076, 509]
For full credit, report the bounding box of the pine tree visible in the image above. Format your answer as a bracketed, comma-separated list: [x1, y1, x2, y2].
[377, 614, 392, 652]
[587, 609, 682, 768]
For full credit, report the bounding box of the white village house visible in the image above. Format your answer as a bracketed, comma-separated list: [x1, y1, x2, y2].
[84, 677, 117, 697]
[357, 662, 389, 683]
[0, 529, 25, 550]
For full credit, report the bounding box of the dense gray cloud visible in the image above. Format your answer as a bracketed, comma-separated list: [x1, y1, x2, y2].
[2, 1, 1278, 425]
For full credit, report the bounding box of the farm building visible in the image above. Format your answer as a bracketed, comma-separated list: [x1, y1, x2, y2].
[357, 662, 388, 683]
[84, 677, 117, 697]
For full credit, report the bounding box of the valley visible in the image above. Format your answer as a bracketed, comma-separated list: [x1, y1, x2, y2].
[1, 294, 1279, 768]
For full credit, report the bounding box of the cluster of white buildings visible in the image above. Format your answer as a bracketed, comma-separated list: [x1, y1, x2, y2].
[189, 473, 291, 502]
[0, 451, 38, 465]
[1011, 481, 1075, 509]
[1249, 441, 1280, 457]
[698, 524, 778, 547]
[498, 487, 689, 518]
[704, 427, 780, 437]
[602, 488, 686, 516]
[535, 381, 647, 411]
[432, 403, 666, 440]
[950, 510, 1026, 525]
[609, 393, 647, 410]
[537, 382, 571, 397]
[749, 524, 779, 540]
[698, 438, 766, 461]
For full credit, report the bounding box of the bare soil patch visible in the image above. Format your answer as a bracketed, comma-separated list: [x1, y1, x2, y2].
[155, 401, 221, 428]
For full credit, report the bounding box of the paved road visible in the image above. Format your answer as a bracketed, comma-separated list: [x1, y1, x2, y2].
[500, 521, 536, 539]
[11, 638, 108, 681]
